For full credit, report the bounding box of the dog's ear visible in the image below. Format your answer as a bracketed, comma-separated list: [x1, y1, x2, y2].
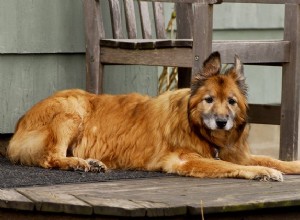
[200, 51, 221, 78]
[233, 54, 245, 81]
[229, 55, 247, 96]
[191, 51, 221, 95]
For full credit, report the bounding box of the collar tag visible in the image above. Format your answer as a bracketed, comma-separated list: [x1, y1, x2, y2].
[214, 148, 220, 160]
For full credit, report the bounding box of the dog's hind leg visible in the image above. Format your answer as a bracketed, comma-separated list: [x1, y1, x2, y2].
[41, 113, 107, 172]
[8, 113, 107, 172]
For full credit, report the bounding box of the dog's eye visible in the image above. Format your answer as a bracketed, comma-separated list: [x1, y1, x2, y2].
[204, 97, 214, 104]
[228, 98, 237, 105]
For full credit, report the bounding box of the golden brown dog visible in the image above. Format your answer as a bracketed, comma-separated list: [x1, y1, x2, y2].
[7, 52, 300, 181]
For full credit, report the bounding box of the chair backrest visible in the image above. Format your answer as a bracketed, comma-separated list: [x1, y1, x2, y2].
[99, 0, 167, 40]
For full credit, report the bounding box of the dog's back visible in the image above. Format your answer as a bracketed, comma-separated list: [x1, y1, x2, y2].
[7, 88, 185, 171]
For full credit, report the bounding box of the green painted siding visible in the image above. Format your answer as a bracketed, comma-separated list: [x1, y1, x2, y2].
[0, 55, 85, 133]
[0, 0, 87, 133]
[0, 0, 85, 53]
[214, 3, 284, 29]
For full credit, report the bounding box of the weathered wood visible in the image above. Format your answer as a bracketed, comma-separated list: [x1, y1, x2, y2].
[100, 47, 192, 67]
[100, 40, 290, 66]
[84, 0, 103, 94]
[248, 104, 281, 125]
[4, 175, 300, 218]
[192, 3, 213, 75]
[153, 2, 166, 39]
[124, 0, 138, 39]
[138, 1, 152, 39]
[280, 4, 300, 161]
[0, 189, 34, 211]
[108, 0, 124, 39]
[16, 189, 93, 215]
[213, 40, 290, 64]
[175, 4, 193, 39]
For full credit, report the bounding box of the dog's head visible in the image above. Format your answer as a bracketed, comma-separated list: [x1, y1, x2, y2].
[189, 51, 248, 132]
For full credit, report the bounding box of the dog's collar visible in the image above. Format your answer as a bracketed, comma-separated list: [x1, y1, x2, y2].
[187, 95, 221, 160]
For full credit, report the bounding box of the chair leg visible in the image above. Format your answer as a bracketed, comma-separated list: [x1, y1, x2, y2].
[83, 0, 104, 94]
[279, 4, 300, 161]
[86, 55, 103, 94]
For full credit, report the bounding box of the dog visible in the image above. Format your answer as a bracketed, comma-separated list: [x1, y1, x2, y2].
[7, 51, 300, 181]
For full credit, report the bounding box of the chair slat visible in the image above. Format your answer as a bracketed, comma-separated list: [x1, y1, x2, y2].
[124, 0, 138, 39]
[176, 3, 193, 39]
[152, 2, 166, 39]
[248, 104, 281, 125]
[108, 0, 124, 39]
[138, 1, 152, 39]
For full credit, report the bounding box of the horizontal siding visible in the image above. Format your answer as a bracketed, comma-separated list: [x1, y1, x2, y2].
[214, 3, 284, 29]
[104, 65, 158, 96]
[0, 0, 85, 53]
[0, 55, 85, 133]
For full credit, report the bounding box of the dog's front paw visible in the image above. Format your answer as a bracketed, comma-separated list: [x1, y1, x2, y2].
[86, 158, 107, 173]
[242, 167, 283, 182]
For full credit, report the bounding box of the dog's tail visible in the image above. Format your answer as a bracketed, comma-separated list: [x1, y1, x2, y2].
[7, 129, 47, 166]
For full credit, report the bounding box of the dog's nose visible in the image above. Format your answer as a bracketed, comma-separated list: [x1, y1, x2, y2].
[216, 118, 227, 129]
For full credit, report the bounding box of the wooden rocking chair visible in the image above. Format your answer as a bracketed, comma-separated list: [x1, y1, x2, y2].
[83, 0, 300, 161]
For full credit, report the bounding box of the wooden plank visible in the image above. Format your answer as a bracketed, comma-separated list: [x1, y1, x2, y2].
[213, 40, 291, 64]
[84, 0, 103, 94]
[12, 176, 300, 217]
[16, 189, 93, 215]
[0, 189, 34, 211]
[176, 3, 193, 88]
[76, 196, 186, 217]
[138, 1, 152, 39]
[101, 47, 193, 67]
[192, 3, 213, 75]
[280, 4, 300, 161]
[124, 0, 138, 39]
[152, 2, 166, 39]
[108, 0, 124, 39]
[100, 40, 290, 66]
[100, 39, 174, 49]
[248, 104, 281, 125]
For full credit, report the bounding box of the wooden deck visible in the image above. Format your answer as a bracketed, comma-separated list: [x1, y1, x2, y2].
[1, 175, 300, 219]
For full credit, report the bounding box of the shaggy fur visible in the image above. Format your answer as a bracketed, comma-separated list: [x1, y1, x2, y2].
[7, 52, 300, 181]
